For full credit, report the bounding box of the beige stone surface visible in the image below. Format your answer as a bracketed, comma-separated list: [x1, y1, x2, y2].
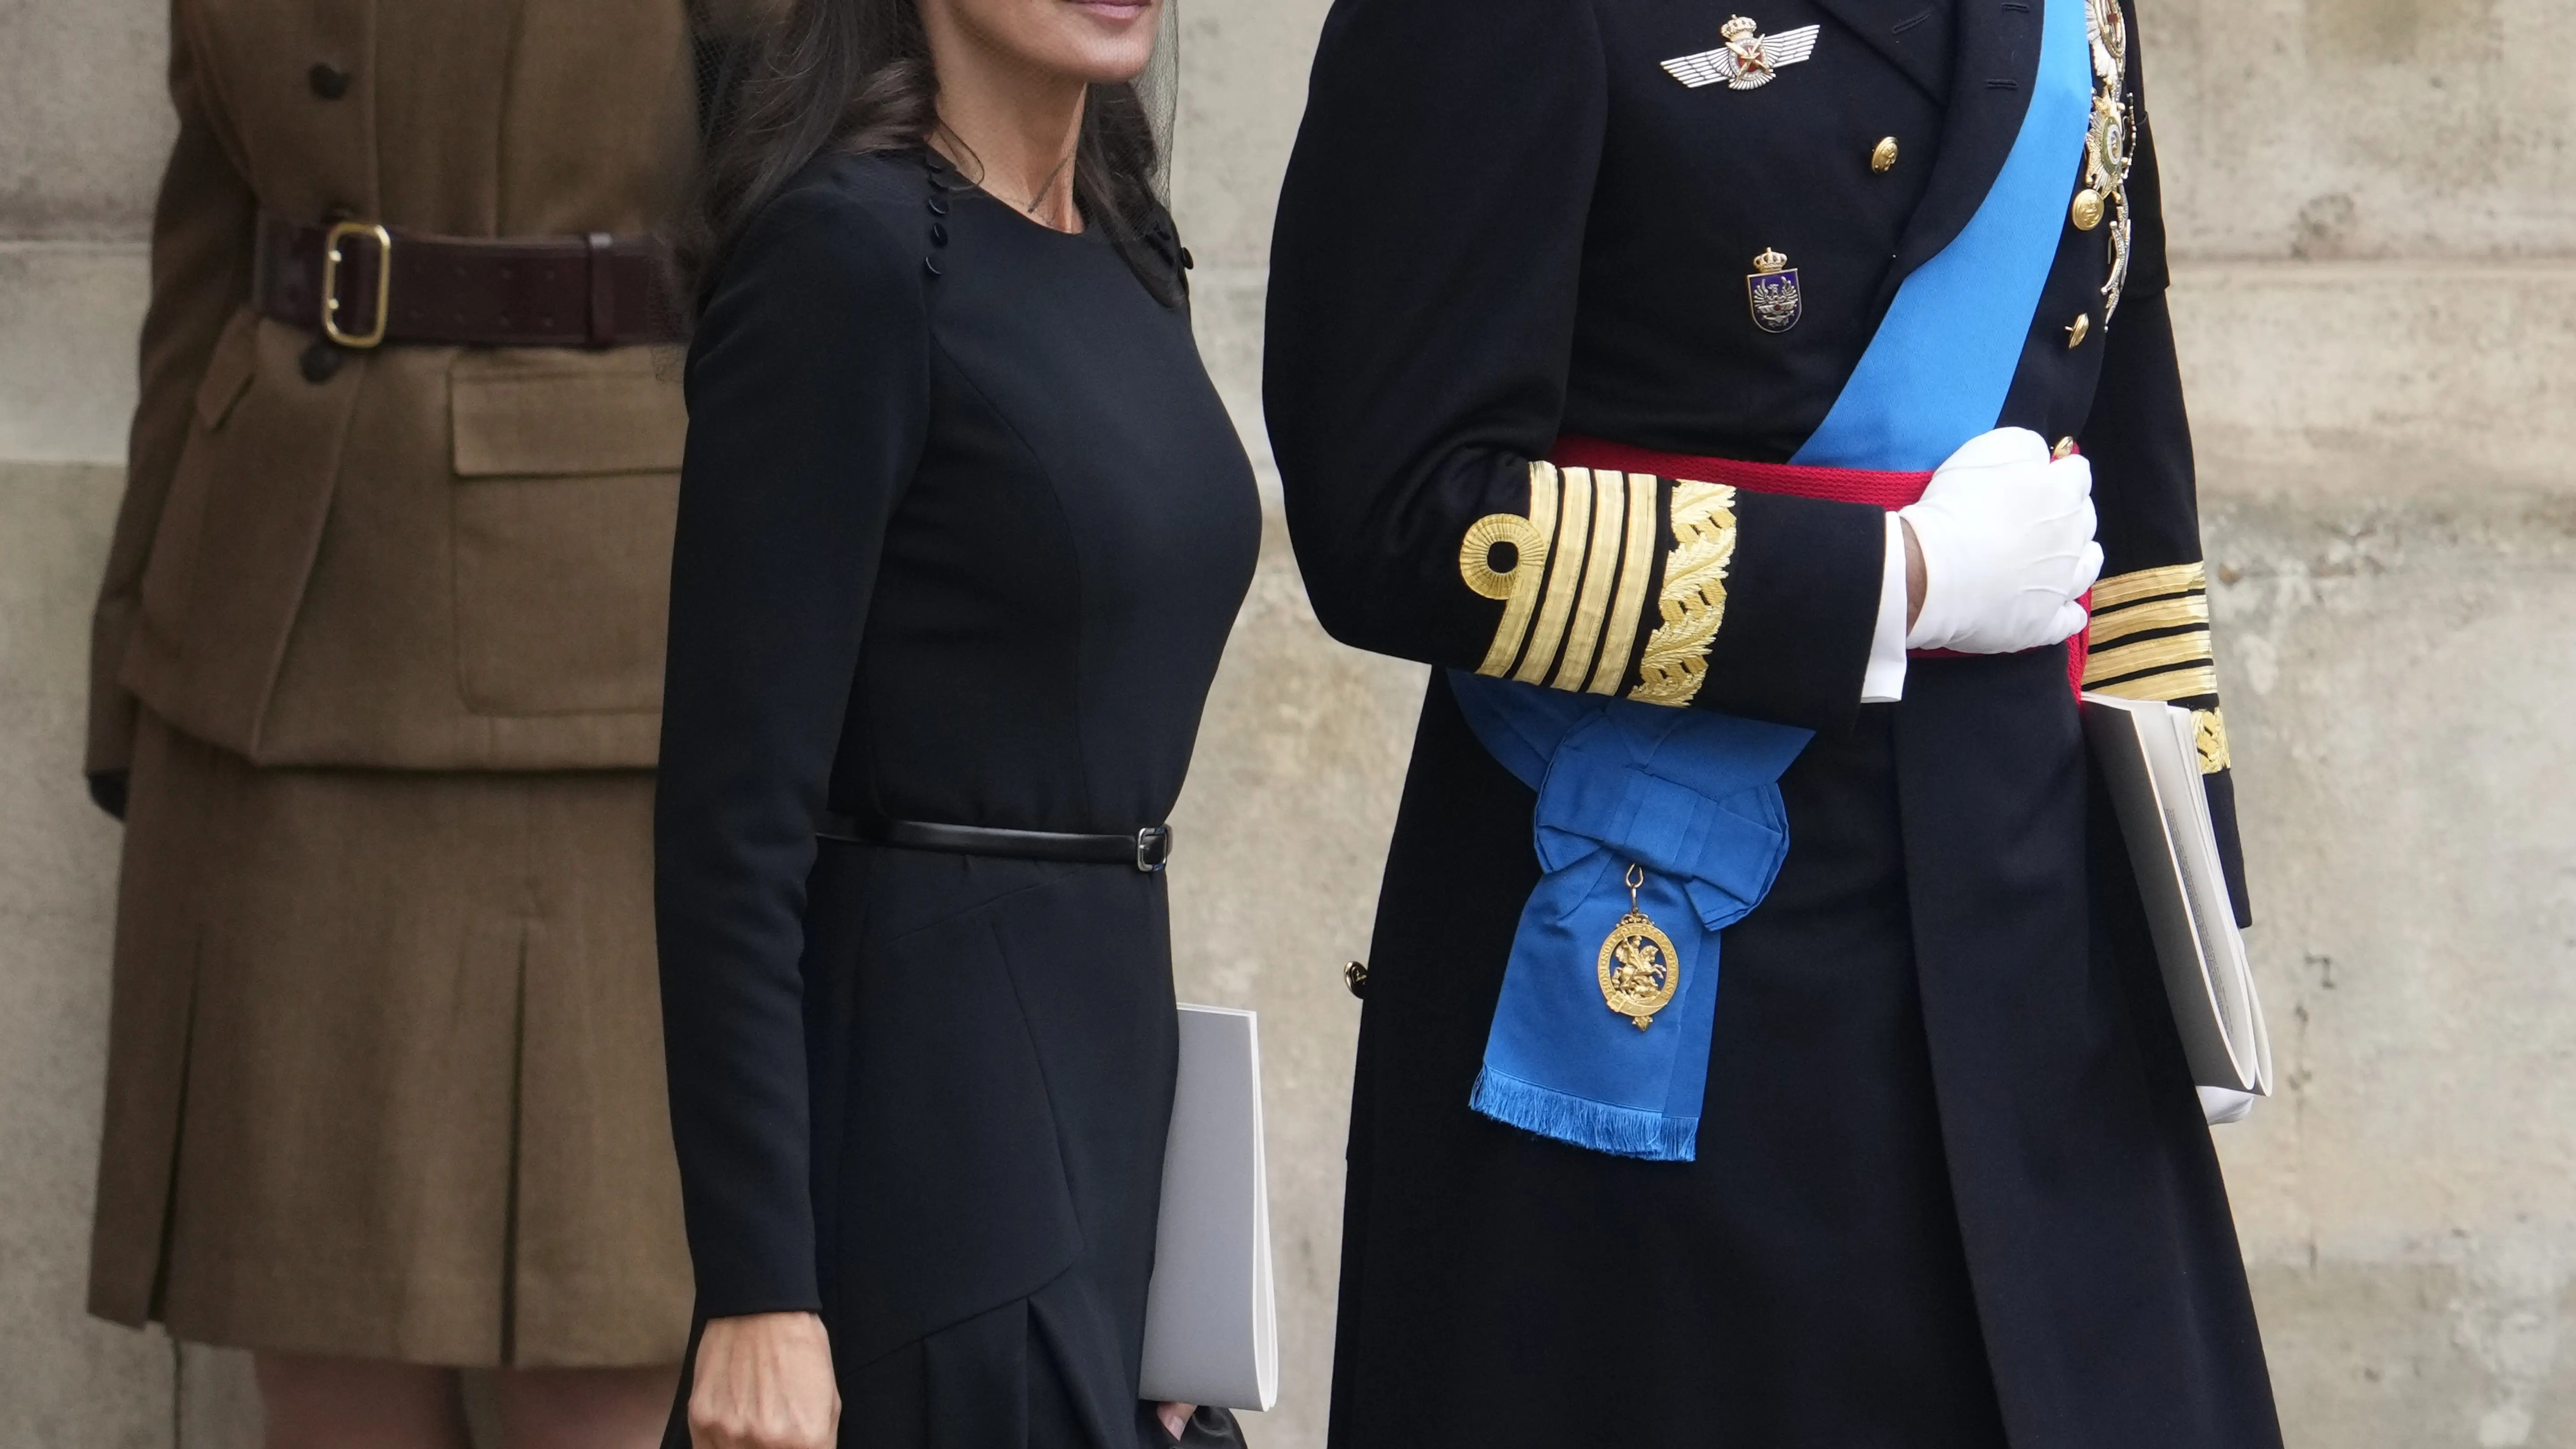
[0, 245, 148, 465]
[3, 0, 2574, 1445]
[1166, 515, 1425, 1449]
[2148, 0, 2576, 261]
[0, 463, 170, 1449]
[0, 0, 168, 240]
[2199, 463, 2576, 1448]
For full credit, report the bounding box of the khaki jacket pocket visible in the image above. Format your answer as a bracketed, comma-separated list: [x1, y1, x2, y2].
[448, 348, 684, 718]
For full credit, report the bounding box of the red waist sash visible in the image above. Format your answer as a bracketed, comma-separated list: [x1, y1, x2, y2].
[1551, 435, 2089, 698]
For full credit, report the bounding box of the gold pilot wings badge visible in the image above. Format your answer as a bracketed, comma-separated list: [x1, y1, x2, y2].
[1662, 16, 1822, 90]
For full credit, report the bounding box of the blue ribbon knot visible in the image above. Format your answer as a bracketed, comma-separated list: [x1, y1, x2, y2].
[1452, 675, 1808, 1161]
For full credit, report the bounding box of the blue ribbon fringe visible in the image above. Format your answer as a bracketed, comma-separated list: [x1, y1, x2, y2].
[1470, 1064, 1701, 1162]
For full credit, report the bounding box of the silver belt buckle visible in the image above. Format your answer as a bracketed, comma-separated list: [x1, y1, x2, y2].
[1134, 825, 1173, 873]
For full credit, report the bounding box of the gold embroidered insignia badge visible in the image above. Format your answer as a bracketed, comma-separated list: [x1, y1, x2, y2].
[1662, 16, 1822, 90]
[1746, 246, 1802, 334]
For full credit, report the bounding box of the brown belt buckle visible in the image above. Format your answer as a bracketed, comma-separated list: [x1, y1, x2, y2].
[320, 220, 394, 348]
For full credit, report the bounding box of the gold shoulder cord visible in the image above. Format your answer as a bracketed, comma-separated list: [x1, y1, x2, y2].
[1627, 481, 1738, 708]
[2084, 560, 2233, 773]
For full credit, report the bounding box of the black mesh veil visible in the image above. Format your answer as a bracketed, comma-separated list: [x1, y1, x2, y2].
[1135, 0, 1181, 204]
[680, 0, 1189, 310]
[690, 2, 1180, 188]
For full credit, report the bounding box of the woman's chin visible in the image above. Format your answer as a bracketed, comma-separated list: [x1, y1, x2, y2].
[1045, 36, 1160, 86]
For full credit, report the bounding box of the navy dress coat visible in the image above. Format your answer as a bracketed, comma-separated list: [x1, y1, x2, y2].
[1263, 0, 2281, 1443]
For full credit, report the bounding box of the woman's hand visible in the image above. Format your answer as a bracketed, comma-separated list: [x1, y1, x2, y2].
[689, 1312, 840, 1449]
[1156, 1402, 1199, 1441]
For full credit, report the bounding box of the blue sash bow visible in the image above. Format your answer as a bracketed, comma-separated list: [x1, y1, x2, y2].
[1453, 0, 2092, 1159]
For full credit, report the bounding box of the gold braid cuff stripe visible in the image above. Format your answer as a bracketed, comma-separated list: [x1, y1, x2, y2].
[1462, 463, 1559, 677]
[1589, 472, 1661, 695]
[1627, 481, 1738, 708]
[2090, 560, 2207, 612]
[1515, 465, 1594, 684]
[2087, 590, 2208, 648]
[2085, 628, 2212, 686]
[1462, 464, 1660, 692]
[2193, 707, 2232, 775]
[1552, 470, 1631, 691]
[2091, 663, 2219, 704]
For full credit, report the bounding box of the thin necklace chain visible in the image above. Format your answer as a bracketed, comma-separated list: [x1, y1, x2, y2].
[937, 124, 1076, 218]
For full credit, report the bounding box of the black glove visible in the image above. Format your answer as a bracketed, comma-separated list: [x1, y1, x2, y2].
[88, 771, 130, 822]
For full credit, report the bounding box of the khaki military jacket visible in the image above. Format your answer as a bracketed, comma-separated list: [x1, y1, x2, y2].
[91, 0, 746, 775]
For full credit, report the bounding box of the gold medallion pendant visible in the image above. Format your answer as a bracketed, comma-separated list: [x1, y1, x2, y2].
[1597, 864, 1682, 1030]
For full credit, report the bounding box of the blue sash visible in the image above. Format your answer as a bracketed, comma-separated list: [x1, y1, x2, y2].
[1453, 0, 2092, 1160]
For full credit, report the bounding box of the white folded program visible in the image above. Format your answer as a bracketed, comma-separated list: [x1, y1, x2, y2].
[2080, 693, 2274, 1124]
[1139, 1004, 1280, 1411]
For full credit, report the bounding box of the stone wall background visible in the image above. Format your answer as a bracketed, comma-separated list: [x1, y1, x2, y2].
[1, 0, 2569, 1444]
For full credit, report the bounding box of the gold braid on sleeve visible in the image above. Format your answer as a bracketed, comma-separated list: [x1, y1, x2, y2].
[1626, 481, 1737, 708]
[1462, 463, 1670, 692]
[2084, 560, 2236, 774]
[1461, 463, 1560, 678]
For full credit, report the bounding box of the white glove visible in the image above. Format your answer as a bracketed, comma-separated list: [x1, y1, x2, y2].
[1898, 427, 2104, 654]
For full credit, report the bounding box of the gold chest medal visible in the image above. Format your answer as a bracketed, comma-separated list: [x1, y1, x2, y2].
[1597, 864, 1683, 1029]
[2083, 0, 2136, 319]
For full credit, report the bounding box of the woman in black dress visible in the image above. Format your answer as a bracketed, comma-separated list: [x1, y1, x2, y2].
[654, 1, 1258, 1446]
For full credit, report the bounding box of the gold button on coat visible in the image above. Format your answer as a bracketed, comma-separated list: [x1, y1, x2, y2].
[2072, 188, 2105, 230]
[1871, 136, 1900, 172]
[2066, 313, 2092, 347]
[2052, 436, 2078, 460]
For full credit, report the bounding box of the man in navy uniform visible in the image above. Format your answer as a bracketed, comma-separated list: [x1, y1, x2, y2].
[1263, 0, 2280, 1442]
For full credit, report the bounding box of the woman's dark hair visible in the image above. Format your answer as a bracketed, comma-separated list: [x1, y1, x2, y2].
[679, 0, 1183, 322]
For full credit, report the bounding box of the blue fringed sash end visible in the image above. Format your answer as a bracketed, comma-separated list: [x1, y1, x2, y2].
[1470, 1064, 1700, 1162]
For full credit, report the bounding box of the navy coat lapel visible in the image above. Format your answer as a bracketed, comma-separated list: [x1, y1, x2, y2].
[1805, 0, 1955, 102]
[1879, 0, 2046, 297]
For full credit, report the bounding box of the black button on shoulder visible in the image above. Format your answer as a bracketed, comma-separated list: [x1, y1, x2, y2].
[922, 256, 943, 277]
[928, 196, 949, 216]
[930, 222, 949, 246]
[308, 62, 351, 99]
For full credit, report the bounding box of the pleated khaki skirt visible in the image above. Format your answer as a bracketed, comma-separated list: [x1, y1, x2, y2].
[87, 712, 693, 1367]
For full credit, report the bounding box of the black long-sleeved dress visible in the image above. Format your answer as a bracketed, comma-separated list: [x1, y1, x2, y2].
[1265, 0, 2281, 1445]
[655, 150, 1259, 1449]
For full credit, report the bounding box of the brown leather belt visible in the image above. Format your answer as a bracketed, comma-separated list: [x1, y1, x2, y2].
[252, 214, 679, 349]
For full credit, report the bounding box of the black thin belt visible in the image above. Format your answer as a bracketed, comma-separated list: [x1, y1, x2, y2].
[817, 813, 1173, 873]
